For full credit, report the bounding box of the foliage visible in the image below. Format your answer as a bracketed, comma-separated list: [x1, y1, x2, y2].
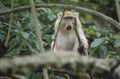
[85, 25, 120, 58]
[0, 0, 120, 79]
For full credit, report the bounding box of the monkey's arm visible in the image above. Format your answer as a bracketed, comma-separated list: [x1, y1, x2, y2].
[54, 19, 60, 35]
[73, 40, 79, 53]
[78, 27, 89, 48]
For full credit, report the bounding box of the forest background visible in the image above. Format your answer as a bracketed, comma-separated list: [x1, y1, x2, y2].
[0, 0, 120, 79]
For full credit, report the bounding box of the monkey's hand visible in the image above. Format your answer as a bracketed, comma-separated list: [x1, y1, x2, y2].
[78, 42, 89, 56]
[82, 41, 89, 49]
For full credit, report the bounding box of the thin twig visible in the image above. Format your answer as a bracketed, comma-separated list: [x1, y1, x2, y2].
[73, 25, 81, 46]
[52, 10, 65, 50]
[4, 0, 14, 47]
[73, 25, 84, 54]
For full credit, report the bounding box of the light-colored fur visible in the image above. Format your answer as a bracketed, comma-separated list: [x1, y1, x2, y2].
[51, 11, 88, 54]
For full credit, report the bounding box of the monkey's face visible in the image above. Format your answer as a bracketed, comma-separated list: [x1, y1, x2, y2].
[61, 17, 76, 32]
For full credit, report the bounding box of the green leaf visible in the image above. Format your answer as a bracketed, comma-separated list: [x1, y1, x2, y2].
[0, 33, 5, 42]
[92, 25, 98, 31]
[88, 29, 95, 35]
[17, 21, 22, 28]
[70, 0, 78, 2]
[84, 0, 89, 2]
[90, 38, 105, 48]
[86, 14, 92, 20]
[47, 13, 56, 21]
[114, 40, 120, 47]
[113, 35, 120, 39]
[96, 32, 101, 37]
[100, 46, 108, 53]
[51, 35, 55, 40]
[80, 17, 86, 24]
[22, 32, 30, 39]
[31, 72, 42, 79]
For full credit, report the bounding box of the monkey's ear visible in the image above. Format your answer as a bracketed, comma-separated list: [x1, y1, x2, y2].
[73, 12, 79, 18]
[57, 13, 62, 18]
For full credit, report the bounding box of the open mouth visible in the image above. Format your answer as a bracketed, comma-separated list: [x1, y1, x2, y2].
[66, 26, 72, 31]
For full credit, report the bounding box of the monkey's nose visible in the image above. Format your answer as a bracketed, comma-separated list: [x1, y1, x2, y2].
[66, 26, 72, 31]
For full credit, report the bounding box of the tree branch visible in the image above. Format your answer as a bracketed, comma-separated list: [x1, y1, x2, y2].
[29, 0, 45, 53]
[29, 0, 48, 79]
[46, 68, 90, 79]
[115, 0, 120, 22]
[52, 10, 65, 50]
[0, 52, 114, 74]
[0, 4, 120, 30]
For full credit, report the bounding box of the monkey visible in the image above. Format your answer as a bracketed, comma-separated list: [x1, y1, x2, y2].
[51, 11, 89, 55]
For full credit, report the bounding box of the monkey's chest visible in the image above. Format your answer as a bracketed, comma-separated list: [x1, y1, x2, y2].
[57, 34, 76, 50]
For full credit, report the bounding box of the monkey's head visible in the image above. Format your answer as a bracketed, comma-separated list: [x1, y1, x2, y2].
[57, 11, 79, 32]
